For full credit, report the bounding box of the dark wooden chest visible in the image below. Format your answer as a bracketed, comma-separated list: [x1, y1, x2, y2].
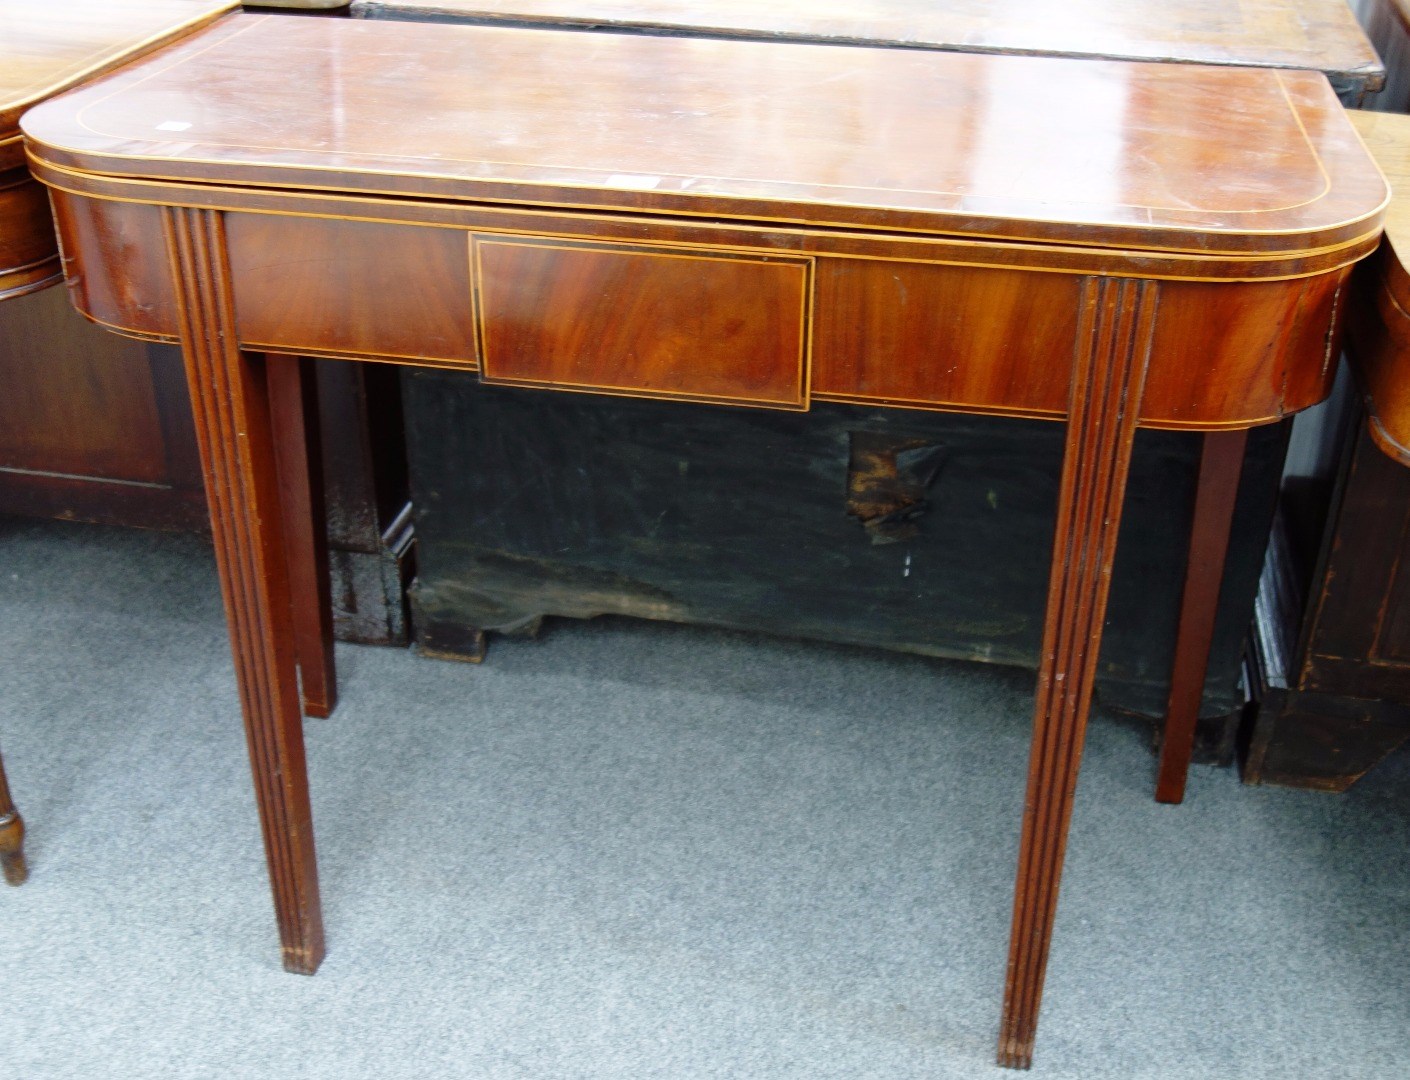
[406, 376, 1287, 751]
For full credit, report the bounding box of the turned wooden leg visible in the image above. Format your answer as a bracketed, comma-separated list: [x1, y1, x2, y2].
[998, 278, 1157, 1069]
[1154, 429, 1248, 805]
[267, 353, 338, 720]
[0, 749, 27, 886]
[166, 207, 324, 974]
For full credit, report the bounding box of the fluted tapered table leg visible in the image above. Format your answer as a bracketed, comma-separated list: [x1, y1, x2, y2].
[0, 749, 26, 886]
[997, 278, 1158, 1068]
[165, 206, 324, 975]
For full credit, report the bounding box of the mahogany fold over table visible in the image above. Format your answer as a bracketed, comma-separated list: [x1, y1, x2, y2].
[20, 13, 1386, 1068]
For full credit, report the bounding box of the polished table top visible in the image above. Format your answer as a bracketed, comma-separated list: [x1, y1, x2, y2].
[24, 14, 1385, 258]
[17, 12, 1390, 1068]
[351, 0, 1385, 91]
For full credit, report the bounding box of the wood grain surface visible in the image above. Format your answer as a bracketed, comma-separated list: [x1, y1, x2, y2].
[21, 14, 1385, 257]
[315, 0, 1380, 820]
[0, 284, 169, 482]
[1154, 429, 1250, 804]
[0, 287, 206, 530]
[35, 187, 1358, 429]
[0, 163, 60, 298]
[351, 0, 1384, 90]
[476, 239, 810, 407]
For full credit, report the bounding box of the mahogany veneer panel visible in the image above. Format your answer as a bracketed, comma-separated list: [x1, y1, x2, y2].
[227, 215, 475, 363]
[49, 191, 176, 340]
[812, 261, 1079, 417]
[815, 267, 1347, 425]
[476, 239, 809, 407]
[1144, 275, 1347, 428]
[351, 0, 1384, 90]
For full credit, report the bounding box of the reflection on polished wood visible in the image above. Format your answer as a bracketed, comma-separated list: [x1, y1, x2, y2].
[351, 0, 1384, 94]
[27, 18, 1382, 256]
[21, 13, 1386, 1067]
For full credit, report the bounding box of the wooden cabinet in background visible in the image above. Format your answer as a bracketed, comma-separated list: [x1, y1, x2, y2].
[1241, 8, 1410, 792]
[0, 0, 408, 646]
[0, 291, 413, 645]
[1249, 423, 1410, 789]
[0, 285, 206, 531]
[1245, 107, 1410, 791]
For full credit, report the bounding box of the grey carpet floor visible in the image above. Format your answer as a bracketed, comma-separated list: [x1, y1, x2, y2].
[0, 515, 1407, 1079]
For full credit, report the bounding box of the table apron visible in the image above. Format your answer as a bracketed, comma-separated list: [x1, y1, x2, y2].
[46, 189, 1350, 429]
